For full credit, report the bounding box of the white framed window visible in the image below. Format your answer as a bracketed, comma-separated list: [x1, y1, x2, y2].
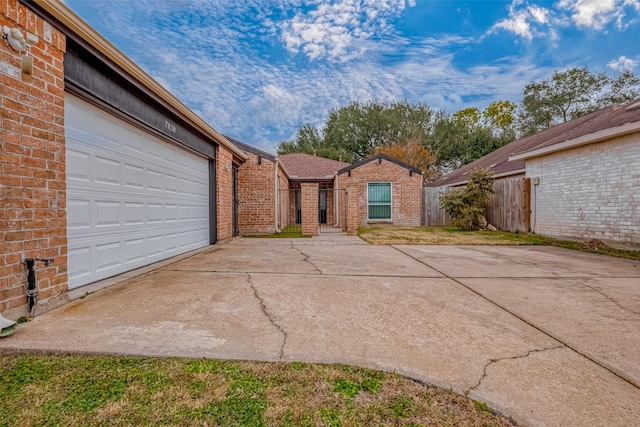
[367, 182, 392, 220]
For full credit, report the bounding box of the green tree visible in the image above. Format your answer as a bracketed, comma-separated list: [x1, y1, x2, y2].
[428, 111, 469, 171]
[453, 107, 482, 130]
[518, 67, 640, 136]
[277, 100, 434, 163]
[276, 124, 349, 161]
[428, 109, 510, 171]
[323, 100, 433, 162]
[483, 100, 517, 139]
[277, 124, 322, 155]
[439, 167, 495, 231]
[465, 128, 508, 164]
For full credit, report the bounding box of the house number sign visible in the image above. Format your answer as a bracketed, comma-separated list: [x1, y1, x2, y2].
[164, 120, 177, 133]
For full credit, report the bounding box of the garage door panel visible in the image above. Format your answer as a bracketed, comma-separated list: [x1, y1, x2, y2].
[124, 237, 145, 265]
[95, 200, 121, 227]
[67, 199, 91, 229]
[66, 95, 210, 289]
[68, 246, 91, 282]
[95, 242, 122, 272]
[66, 148, 91, 181]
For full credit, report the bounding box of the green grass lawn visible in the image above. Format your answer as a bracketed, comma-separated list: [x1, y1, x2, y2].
[246, 225, 312, 239]
[0, 355, 510, 426]
[358, 225, 640, 261]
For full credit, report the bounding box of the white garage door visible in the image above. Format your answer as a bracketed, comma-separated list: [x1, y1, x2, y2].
[65, 95, 210, 289]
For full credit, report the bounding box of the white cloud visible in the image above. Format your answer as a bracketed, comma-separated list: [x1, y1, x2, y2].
[279, 0, 414, 61]
[491, 1, 555, 40]
[607, 55, 638, 70]
[494, 11, 533, 39]
[529, 5, 550, 24]
[558, 0, 640, 30]
[493, 0, 640, 40]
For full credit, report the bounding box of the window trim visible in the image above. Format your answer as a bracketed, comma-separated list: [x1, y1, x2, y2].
[367, 181, 392, 222]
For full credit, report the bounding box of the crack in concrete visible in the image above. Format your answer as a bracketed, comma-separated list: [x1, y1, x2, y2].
[571, 280, 640, 317]
[464, 345, 565, 396]
[247, 273, 287, 361]
[391, 245, 640, 391]
[291, 245, 323, 274]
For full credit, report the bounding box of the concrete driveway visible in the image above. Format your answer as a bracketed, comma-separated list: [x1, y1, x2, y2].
[1, 237, 639, 427]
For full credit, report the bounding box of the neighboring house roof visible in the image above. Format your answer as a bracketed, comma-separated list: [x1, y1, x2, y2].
[511, 98, 640, 161]
[338, 153, 422, 175]
[427, 98, 640, 187]
[278, 153, 350, 181]
[225, 135, 276, 162]
[34, 0, 247, 161]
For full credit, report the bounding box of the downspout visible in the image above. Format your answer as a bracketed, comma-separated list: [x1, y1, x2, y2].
[24, 257, 54, 317]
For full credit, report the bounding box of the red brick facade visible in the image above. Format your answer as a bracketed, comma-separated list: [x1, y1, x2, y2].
[339, 157, 422, 226]
[1, 1, 68, 315]
[237, 153, 277, 235]
[301, 183, 319, 235]
[276, 164, 290, 230]
[216, 145, 235, 241]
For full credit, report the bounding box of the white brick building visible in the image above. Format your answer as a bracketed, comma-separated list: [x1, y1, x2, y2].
[511, 103, 640, 249]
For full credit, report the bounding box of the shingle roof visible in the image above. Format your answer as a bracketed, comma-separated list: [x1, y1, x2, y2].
[427, 98, 640, 187]
[278, 153, 350, 180]
[225, 135, 276, 162]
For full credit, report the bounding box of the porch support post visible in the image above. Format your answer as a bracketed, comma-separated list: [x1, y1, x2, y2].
[346, 185, 359, 236]
[301, 183, 319, 236]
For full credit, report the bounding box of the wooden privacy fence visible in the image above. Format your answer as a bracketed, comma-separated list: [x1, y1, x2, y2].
[423, 186, 452, 227]
[423, 177, 531, 233]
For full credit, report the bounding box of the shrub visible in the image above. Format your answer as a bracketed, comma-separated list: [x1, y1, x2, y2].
[439, 167, 495, 230]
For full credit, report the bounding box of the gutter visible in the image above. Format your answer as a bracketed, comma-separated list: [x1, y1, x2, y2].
[510, 121, 640, 161]
[33, 0, 247, 161]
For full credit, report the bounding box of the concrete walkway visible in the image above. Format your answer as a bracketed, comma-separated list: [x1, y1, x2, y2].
[1, 238, 639, 426]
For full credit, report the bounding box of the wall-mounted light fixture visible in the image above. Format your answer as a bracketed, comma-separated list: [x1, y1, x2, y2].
[2, 26, 38, 75]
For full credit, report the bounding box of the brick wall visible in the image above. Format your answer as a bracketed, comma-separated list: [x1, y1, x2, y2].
[339, 158, 422, 226]
[237, 152, 277, 235]
[526, 134, 640, 249]
[1, 0, 68, 316]
[346, 185, 359, 235]
[216, 145, 234, 241]
[276, 164, 289, 230]
[301, 183, 318, 235]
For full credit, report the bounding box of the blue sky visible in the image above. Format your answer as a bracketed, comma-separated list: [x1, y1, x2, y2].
[63, 0, 640, 153]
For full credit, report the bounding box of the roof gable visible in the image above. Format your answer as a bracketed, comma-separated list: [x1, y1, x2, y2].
[338, 154, 422, 175]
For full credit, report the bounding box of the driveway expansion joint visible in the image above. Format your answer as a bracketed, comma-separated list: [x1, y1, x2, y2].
[464, 345, 565, 396]
[246, 273, 287, 361]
